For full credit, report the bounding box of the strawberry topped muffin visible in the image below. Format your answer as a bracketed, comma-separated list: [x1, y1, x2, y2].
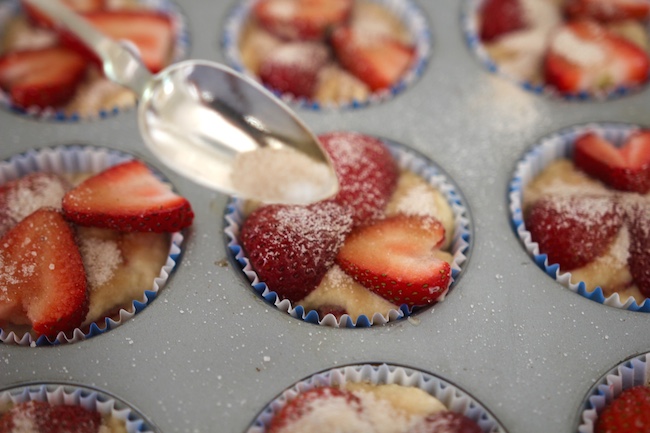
[224, 0, 430, 108]
[226, 132, 471, 326]
[466, 0, 650, 98]
[0, 0, 187, 118]
[511, 123, 650, 311]
[0, 146, 193, 345]
[248, 364, 505, 433]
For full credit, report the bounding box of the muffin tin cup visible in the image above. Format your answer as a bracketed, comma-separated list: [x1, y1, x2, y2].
[461, 0, 650, 101]
[0, 382, 157, 432]
[0, 145, 184, 346]
[577, 352, 650, 432]
[224, 135, 472, 328]
[509, 122, 650, 312]
[222, 0, 431, 110]
[247, 363, 506, 433]
[0, 0, 190, 121]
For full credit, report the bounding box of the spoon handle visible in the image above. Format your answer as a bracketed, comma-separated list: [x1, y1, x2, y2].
[24, 0, 153, 96]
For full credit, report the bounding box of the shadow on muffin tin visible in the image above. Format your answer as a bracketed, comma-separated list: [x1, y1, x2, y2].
[508, 122, 650, 312]
[0, 382, 159, 432]
[224, 135, 474, 328]
[221, 0, 432, 110]
[246, 362, 507, 433]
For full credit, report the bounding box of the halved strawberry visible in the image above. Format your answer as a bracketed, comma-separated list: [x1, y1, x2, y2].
[22, 0, 105, 29]
[62, 160, 194, 233]
[336, 214, 451, 307]
[268, 387, 362, 433]
[60, 10, 174, 73]
[330, 25, 415, 92]
[241, 202, 353, 302]
[565, 0, 650, 22]
[318, 132, 398, 226]
[595, 385, 650, 433]
[411, 411, 482, 433]
[626, 201, 650, 297]
[479, 0, 528, 42]
[524, 195, 622, 271]
[574, 131, 650, 193]
[0, 400, 101, 433]
[0, 208, 88, 339]
[544, 20, 650, 94]
[0, 172, 70, 237]
[0, 46, 87, 110]
[259, 41, 329, 98]
[253, 0, 353, 41]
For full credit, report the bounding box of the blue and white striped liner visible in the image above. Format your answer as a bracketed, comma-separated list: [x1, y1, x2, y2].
[0, 0, 190, 121]
[577, 352, 650, 432]
[0, 145, 184, 346]
[0, 383, 156, 433]
[461, 0, 649, 101]
[247, 363, 506, 433]
[224, 135, 472, 328]
[508, 122, 650, 312]
[222, 0, 432, 110]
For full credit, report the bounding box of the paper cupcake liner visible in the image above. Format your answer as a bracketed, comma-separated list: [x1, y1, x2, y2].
[577, 351, 650, 432]
[222, 0, 431, 110]
[461, 0, 649, 101]
[0, 0, 190, 121]
[224, 136, 473, 328]
[508, 122, 650, 312]
[247, 363, 506, 433]
[0, 145, 184, 346]
[0, 382, 157, 432]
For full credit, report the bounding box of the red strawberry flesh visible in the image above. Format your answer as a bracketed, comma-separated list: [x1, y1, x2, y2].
[627, 200, 650, 297]
[596, 385, 650, 433]
[336, 214, 451, 307]
[565, 0, 650, 22]
[0, 208, 88, 339]
[241, 202, 353, 302]
[62, 160, 194, 233]
[0, 400, 101, 433]
[479, 0, 528, 42]
[412, 411, 483, 433]
[22, 0, 105, 29]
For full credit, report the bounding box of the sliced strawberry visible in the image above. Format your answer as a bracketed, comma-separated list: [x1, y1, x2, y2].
[22, 0, 105, 29]
[565, 0, 650, 22]
[544, 20, 650, 94]
[574, 131, 650, 193]
[62, 160, 194, 233]
[0, 47, 87, 110]
[241, 202, 353, 302]
[0, 208, 88, 339]
[318, 132, 398, 225]
[596, 385, 650, 433]
[60, 10, 174, 73]
[0, 400, 101, 433]
[411, 412, 483, 433]
[479, 0, 528, 42]
[524, 195, 622, 271]
[336, 214, 451, 307]
[268, 387, 362, 433]
[316, 304, 347, 319]
[0, 172, 70, 237]
[259, 41, 329, 98]
[626, 201, 650, 297]
[253, 0, 353, 41]
[330, 25, 415, 92]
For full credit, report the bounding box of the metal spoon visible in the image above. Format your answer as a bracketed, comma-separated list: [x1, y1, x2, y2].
[24, 0, 339, 205]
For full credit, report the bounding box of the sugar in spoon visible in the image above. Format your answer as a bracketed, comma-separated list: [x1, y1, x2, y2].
[24, 0, 339, 205]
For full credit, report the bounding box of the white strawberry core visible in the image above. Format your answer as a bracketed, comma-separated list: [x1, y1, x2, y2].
[551, 28, 606, 67]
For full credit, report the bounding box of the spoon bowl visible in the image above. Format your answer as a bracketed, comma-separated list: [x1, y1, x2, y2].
[24, 0, 339, 205]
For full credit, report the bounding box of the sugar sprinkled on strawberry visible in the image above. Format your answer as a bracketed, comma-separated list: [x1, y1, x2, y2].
[0, 400, 101, 433]
[626, 199, 650, 297]
[241, 202, 353, 302]
[336, 214, 451, 307]
[62, 160, 194, 233]
[565, 0, 650, 23]
[0, 208, 88, 339]
[319, 132, 398, 226]
[595, 385, 650, 433]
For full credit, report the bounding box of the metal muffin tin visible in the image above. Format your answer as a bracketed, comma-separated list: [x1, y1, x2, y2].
[1, 1, 649, 432]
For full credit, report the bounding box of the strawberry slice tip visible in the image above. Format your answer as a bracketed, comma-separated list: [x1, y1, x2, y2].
[564, 0, 650, 23]
[336, 214, 451, 307]
[479, 0, 528, 42]
[62, 160, 194, 233]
